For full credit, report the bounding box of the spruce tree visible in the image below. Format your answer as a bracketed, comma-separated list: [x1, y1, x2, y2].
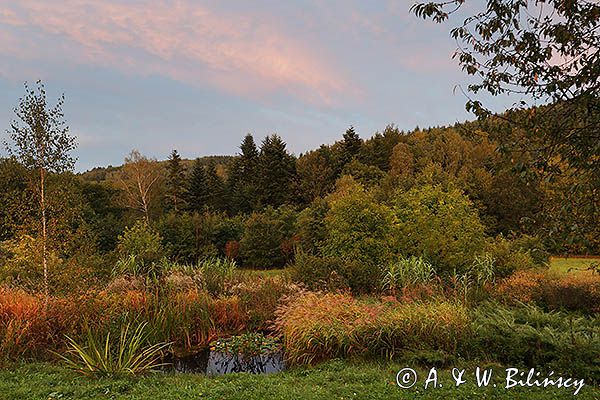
[227, 134, 259, 214]
[256, 134, 296, 207]
[166, 149, 186, 212]
[205, 162, 224, 211]
[340, 126, 362, 166]
[186, 158, 209, 213]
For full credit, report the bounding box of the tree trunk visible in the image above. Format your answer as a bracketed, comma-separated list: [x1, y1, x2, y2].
[40, 167, 49, 305]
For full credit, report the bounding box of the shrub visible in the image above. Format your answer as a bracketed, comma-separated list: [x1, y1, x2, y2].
[393, 184, 488, 273]
[116, 221, 165, 276]
[275, 292, 471, 365]
[494, 270, 546, 304]
[510, 234, 550, 266]
[155, 212, 196, 263]
[239, 206, 297, 268]
[322, 178, 396, 268]
[488, 236, 538, 277]
[542, 273, 600, 314]
[291, 252, 380, 294]
[495, 270, 600, 314]
[471, 303, 600, 381]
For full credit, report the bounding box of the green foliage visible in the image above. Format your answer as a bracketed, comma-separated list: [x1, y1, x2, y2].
[197, 257, 237, 295]
[155, 212, 196, 263]
[291, 252, 378, 293]
[0, 235, 61, 290]
[471, 303, 600, 381]
[341, 159, 386, 188]
[186, 158, 209, 213]
[339, 126, 362, 167]
[57, 322, 171, 376]
[295, 198, 329, 254]
[210, 333, 281, 356]
[116, 221, 165, 276]
[166, 149, 186, 212]
[382, 256, 435, 292]
[256, 135, 296, 208]
[322, 177, 396, 268]
[239, 206, 297, 268]
[394, 184, 488, 273]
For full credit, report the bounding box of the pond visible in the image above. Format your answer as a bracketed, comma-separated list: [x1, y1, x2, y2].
[163, 349, 286, 375]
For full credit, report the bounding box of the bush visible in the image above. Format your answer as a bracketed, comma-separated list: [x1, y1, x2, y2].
[488, 236, 539, 277]
[292, 252, 381, 294]
[116, 221, 165, 276]
[155, 212, 196, 263]
[510, 234, 550, 266]
[542, 273, 600, 314]
[322, 178, 396, 268]
[275, 292, 470, 365]
[393, 185, 488, 273]
[471, 303, 600, 381]
[495, 270, 600, 314]
[239, 206, 297, 268]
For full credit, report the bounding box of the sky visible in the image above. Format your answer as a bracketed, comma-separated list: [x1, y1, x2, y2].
[0, 0, 515, 171]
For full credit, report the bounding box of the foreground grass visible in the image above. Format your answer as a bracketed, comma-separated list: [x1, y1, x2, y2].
[549, 256, 600, 274]
[1, 361, 597, 400]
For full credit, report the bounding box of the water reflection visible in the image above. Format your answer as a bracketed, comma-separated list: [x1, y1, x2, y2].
[164, 349, 285, 375]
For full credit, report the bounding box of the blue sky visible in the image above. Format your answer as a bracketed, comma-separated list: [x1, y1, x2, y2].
[0, 0, 515, 171]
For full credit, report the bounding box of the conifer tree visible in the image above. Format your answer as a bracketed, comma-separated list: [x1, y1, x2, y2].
[340, 126, 362, 166]
[227, 134, 259, 214]
[256, 134, 296, 207]
[186, 158, 209, 213]
[166, 149, 186, 212]
[205, 162, 224, 211]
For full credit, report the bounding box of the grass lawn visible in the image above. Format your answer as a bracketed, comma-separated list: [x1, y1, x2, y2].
[1, 360, 597, 400]
[549, 256, 600, 274]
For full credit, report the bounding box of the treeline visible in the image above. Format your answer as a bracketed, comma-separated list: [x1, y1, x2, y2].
[0, 116, 598, 291]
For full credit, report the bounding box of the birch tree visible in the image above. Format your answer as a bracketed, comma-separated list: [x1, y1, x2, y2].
[4, 80, 77, 299]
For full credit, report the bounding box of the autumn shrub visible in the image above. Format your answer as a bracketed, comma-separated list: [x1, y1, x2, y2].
[322, 178, 396, 269]
[291, 252, 380, 293]
[494, 270, 546, 304]
[471, 303, 600, 381]
[232, 276, 302, 331]
[115, 220, 165, 277]
[487, 236, 539, 277]
[494, 270, 600, 314]
[239, 206, 297, 268]
[393, 184, 488, 274]
[275, 292, 471, 365]
[542, 273, 600, 314]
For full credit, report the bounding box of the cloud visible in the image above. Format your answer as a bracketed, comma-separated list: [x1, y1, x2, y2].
[0, 0, 353, 106]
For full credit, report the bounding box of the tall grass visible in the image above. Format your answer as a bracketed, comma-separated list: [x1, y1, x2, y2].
[382, 256, 435, 292]
[275, 292, 470, 365]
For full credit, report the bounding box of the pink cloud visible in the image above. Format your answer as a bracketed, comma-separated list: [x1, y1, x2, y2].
[0, 0, 353, 106]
